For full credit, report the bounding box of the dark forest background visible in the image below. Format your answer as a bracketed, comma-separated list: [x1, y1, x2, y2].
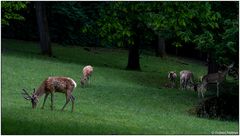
[2, 1, 239, 73]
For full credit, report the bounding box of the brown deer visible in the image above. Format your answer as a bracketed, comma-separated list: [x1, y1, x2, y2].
[22, 77, 77, 112]
[201, 63, 234, 97]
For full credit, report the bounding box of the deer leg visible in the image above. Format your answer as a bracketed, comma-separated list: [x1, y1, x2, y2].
[171, 82, 173, 88]
[50, 93, 54, 110]
[180, 80, 184, 90]
[70, 95, 75, 112]
[41, 93, 49, 109]
[217, 82, 219, 97]
[183, 80, 185, 90]
[183, 80, 186, 90]
[186, 79, 190, 90]
[88, 76, 90, 85]
[185, 80, 188, 90]
[179, 80, 181, 90]
[185, 79, 188, 90]
[201, 90, 204, 98]
[61, 92, 71, 111]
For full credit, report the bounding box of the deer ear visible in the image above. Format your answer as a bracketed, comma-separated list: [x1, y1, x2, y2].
[229, 63, 234, 68]
[218, 70, 222, 73]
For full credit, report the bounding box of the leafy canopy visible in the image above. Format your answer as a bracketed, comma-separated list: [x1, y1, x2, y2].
[83, 1, 238, 64]
[1, 1, 28, 26]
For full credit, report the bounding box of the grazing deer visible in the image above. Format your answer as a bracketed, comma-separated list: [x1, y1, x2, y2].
[22, 77, 77, 112]
[168, 71, 177, 82]
[179, 70, 194, 90]
[201, 63, 234, 97]
[194, 82, 207, 98]
[167, 71, 177, 88]
[80, 65, 93, 87]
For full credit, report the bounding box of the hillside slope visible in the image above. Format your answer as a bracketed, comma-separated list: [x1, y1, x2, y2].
[2, 39, 238, 134]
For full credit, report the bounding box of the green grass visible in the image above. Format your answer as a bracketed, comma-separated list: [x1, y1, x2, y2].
[2, 39, 239, 134]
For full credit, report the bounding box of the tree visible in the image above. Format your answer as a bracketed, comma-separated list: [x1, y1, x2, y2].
[147, 2, 227, 72]
[212, 2, 239, 68]
[156, 34, 166, 57]
[83, 2, 155, 70]
[84, 2, 222, 71]
[35, 1, 52, 57]
[49, 2, 89, 46]
[12, 1, 232, 72]
[193, 2, 238, 73]
[1, 1, 28, 26]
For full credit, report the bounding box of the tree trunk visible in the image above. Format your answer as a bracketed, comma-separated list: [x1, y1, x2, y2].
[207, 52, 219, 74]
[126, 20, 141, 71]
[126, 43, 140, 70]
[155, 34, 166, 57]
[35, 2, 52, 57]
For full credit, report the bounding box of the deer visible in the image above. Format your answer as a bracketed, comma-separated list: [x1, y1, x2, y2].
[201, 63, 234, 97]
[192, 82, 207, 98]
[80, 65, 93, 87]
[167, 71, 177, 88]
[21, 77, 77, 112]
[179, 70, 194, 90]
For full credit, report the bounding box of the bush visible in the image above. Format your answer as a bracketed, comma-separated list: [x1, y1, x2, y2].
[191, 81, 238, 121]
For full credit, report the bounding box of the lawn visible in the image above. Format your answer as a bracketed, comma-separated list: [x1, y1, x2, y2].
[1, 39, 238, 134]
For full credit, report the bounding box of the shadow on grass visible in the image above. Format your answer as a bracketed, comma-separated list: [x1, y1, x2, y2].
[2, 116, 135, 135]
[2, 107, 142, 135]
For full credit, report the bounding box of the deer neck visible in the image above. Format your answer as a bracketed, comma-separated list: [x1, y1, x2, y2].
[34, 82, 46, 98]
[220, 68, 230, 78]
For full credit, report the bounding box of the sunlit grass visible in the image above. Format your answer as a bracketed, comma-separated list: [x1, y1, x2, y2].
[2, 39, 238, 134]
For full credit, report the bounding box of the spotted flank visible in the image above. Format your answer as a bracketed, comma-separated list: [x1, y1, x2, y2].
[68, 78, 77, 88]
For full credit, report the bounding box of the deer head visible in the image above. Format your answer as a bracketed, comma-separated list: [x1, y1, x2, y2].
[80, 76, 88, 86]
[223, 63, 234, 71]
[22, 89, 38, 109]
[188, 82, 198, 92]
[168, 71, 177, 81]
[229, 63, 234, 68]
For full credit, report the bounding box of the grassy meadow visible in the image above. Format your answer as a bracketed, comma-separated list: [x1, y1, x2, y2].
[1, 39, 238, 134]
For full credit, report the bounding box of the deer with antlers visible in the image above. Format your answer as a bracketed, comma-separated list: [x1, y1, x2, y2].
[200, 63, 234, 97]
[22, 77, 77, 112]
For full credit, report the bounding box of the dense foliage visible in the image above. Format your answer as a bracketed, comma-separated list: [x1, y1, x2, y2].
[82, 2, 238, 69]
[48, 2, 89, 46]
[1, 1, 239, 68]
[1, 1, 28, 26]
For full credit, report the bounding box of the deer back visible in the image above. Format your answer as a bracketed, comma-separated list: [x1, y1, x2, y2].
[45, 77, 77, 93]
[180, 70, 193, 80]
[202, 72, 226, 83]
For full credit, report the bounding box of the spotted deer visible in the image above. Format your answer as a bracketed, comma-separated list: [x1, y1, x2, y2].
[22, 77, 77, 112]
[201, 63, 234, 97]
